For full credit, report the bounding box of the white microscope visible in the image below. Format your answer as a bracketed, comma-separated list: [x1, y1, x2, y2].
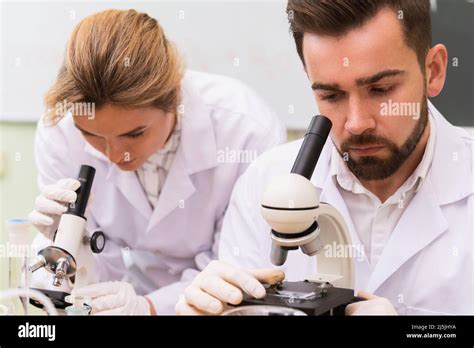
[241, 115, 362, 315]
[28, 165, 106, 314]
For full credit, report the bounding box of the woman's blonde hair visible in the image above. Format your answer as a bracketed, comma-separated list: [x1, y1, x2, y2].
[44, 9, 183, 124]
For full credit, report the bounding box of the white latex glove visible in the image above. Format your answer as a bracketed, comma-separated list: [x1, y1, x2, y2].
[71, 281, 152, 315]
[175, 260, 285, 315]
[28, 178, 81, 240]
[345, 291, 398, 315]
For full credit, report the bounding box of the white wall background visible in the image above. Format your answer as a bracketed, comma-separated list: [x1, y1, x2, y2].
[0, 0, 318, 129]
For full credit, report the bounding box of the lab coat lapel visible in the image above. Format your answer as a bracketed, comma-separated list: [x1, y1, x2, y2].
[108, 164, 153, 220]
[366, 101, 470, 293]
[147, 150, 196, 230]
[366, 177, 448, 293]
[146, 80, 218, 231]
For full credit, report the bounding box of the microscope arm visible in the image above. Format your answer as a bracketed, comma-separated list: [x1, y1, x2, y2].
[308, 203, 355, 289]
[73, 241, 100, 290]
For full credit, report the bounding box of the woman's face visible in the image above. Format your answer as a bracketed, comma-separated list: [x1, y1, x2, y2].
[73, 104, 176, 171]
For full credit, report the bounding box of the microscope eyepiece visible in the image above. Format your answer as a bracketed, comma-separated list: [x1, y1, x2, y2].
[291, 115, 332, 180]
[66, 165, 95, 218]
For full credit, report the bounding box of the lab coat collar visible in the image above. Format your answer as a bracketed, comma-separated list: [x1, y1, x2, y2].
[426, 101, 473, 204]
[110, 168, 153, 220]
[177, 73, 218, 175]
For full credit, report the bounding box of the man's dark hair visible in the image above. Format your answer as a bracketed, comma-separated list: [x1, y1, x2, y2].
[287, 0, 432, 71]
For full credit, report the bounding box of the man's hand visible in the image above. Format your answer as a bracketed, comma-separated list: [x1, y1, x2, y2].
[71, 281, 152, 315]
[175, 260, 285, 315]
[345, 291, 398, 315]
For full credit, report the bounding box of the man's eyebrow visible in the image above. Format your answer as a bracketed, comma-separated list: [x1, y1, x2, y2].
[74, 124, 147, 136]
[311, 69, 405, 92]
[355, 69, 405, 86]
[311, 82, 342, 91]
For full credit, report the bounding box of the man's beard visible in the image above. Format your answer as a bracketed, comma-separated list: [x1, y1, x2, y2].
[335, 94, 429, 181]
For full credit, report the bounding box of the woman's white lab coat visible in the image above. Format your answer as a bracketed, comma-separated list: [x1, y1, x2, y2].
[219, 101, 473, 314]
[32, 70, 286, 314]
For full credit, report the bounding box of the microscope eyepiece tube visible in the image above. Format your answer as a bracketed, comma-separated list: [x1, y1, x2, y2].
[291, 115, 332, 180]
[66, 165, 95, 218]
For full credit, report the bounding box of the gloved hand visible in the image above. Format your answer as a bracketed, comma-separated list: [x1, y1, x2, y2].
[345, 291, 398, 315]
[28, 178, 81, 240]
[71, 281, 152, 315]
[175, 260, 285, 315]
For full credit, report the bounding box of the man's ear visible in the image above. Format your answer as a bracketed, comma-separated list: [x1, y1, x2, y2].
[425, 44, 448, 97]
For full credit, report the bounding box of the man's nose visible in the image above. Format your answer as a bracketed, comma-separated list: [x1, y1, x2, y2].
[344, 96, 376, 135]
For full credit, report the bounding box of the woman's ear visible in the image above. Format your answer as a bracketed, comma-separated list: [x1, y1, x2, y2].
[425, 44, 448, 98]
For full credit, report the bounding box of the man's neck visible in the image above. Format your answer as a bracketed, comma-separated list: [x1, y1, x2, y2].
[358, 122, 431, 203]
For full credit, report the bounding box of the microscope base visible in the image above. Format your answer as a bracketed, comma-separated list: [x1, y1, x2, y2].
[29, 288, 70, 309]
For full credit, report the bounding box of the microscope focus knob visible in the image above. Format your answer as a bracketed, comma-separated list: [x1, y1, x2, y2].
[90, 231, 106, 253]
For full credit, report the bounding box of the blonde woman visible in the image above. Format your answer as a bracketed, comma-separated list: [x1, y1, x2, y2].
[28, 9, 285, 314]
